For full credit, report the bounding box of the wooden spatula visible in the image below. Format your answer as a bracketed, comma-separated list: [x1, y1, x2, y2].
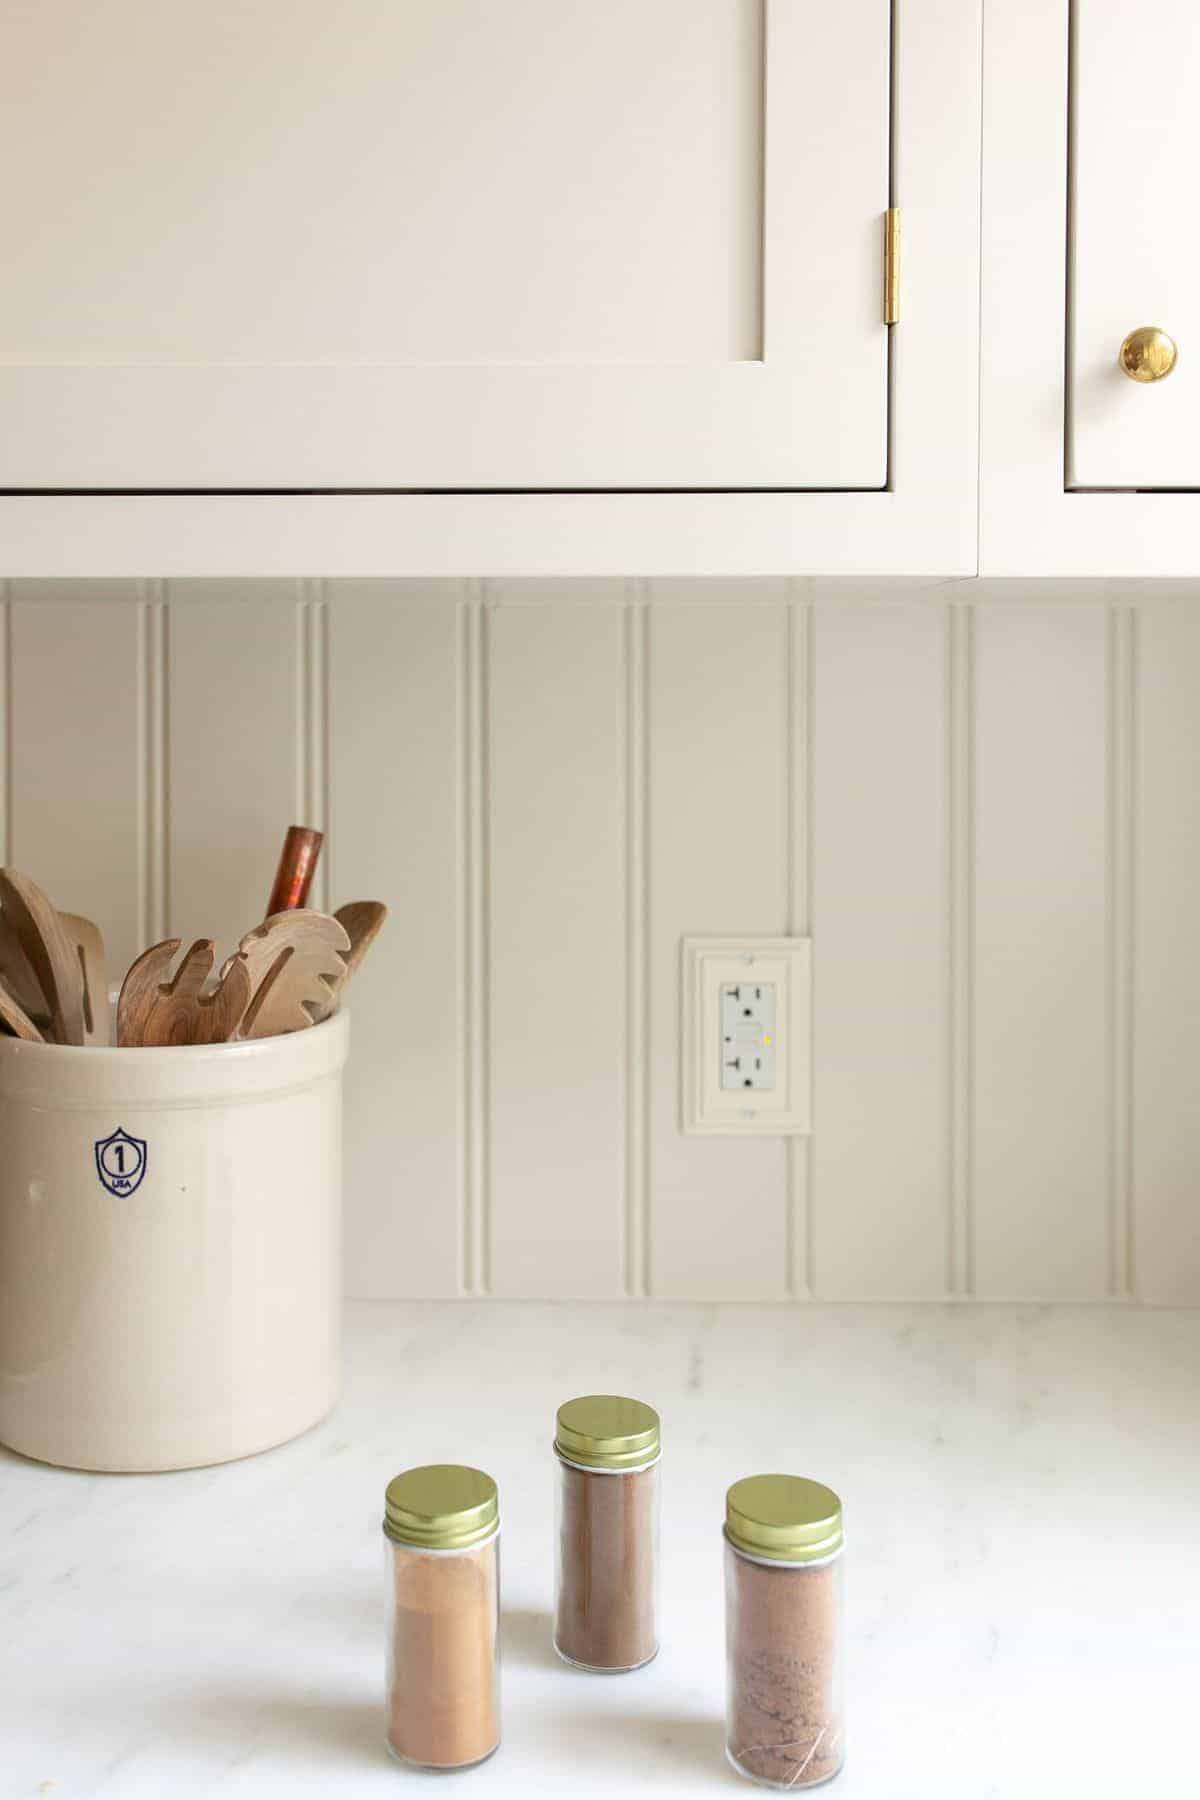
[117, 939, 252, 1048]
[309, 900, 388, 1023]
[234, 909, 350, 1039]
[59, 912, 108, 1047]
[0, 974, 45, 1042]
[0, 869, 87, 1045]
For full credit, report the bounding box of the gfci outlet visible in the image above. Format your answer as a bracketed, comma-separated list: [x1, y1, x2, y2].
[720, 981, 777, 1090]
[682, 937, 812, 1136]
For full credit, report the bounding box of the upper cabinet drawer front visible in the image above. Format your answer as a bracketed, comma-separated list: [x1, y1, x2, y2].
[1069, 0, 1198, 490]
[1, 0, 890, 492]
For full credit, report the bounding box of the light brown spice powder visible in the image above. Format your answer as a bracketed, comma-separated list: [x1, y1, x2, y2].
[386, 1536, 499, 1769]
[726, 1544, 843, 1788]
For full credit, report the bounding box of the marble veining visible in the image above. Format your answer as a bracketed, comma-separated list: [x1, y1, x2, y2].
[2, 1301, 1198, 1797]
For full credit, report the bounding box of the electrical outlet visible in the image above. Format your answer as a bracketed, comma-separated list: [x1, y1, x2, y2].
[682, 938, 811, 1136]
[720, 981, 777, 1090]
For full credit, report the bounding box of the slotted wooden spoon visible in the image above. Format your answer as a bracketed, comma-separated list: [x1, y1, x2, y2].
[59, 912, 108, 1046]
[117, 939, 252, 1048]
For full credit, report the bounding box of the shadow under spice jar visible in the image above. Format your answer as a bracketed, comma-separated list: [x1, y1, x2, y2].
[553, 1393, 661, 1673]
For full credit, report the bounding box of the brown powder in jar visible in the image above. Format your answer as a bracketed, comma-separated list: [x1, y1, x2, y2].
[726, 1547, 843, 1788]
[555, 1459, 657, 1670]
[387, 1536, 499, 1769]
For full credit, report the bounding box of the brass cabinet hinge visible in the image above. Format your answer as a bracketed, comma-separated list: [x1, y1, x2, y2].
[883, 207, 901, 325]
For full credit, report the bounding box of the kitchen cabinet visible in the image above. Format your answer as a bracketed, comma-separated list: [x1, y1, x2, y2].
[1069, 0, 1196, 491]
[981, 0, 1200, 573]
[0, 1, 982, 576]
[3, 0, 887, 492]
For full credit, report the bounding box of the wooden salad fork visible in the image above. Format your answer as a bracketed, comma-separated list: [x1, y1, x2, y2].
[233, 909, 350, 1039]
[117, 939, 252, 1048]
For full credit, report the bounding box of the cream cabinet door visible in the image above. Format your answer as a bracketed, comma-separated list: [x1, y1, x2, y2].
[1070, 0, 1198, 489]
[0, 1, 890, 492]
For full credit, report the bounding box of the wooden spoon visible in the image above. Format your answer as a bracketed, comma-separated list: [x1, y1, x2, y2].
[334, 900, 387, 982]
[0, 974, 45, 1042]
[0, 915, 51, 1032]
[309, 900, 388, 1023]
[59, 913, 108, 1047]
[0, 869, 87, 1045]
[117, 939, 252, 1048]
[234, 909, 350, 1039]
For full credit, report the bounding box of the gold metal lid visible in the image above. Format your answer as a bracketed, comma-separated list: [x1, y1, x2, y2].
[554, 1394, 661, 1470]
[383, 1464, 499, 1550]
[725, 1474, 843, 1564]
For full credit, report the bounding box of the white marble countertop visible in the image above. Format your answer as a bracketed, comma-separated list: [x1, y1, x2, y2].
[3, 1301, 1198, 1799]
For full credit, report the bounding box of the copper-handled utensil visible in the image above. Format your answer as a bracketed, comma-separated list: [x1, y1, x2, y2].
[233, 909, 350, 1039]
[0, 869, 88, 1045]
[117, 940, 252, 1048]
[265, 826, 324, 917]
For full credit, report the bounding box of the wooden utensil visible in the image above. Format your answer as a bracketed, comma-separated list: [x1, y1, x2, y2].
[0, 869, 87, 1045]
[59, 913, 108, 1046]
[309, 899, 388, 1022]
[235, 909, 350, 1039]
[0, 974, 45, 1042]
[265, 826, 324, 917]
[117, 939, 252, 1048]
[334, 901, 387, 981]
[0, 915, 51, 1032]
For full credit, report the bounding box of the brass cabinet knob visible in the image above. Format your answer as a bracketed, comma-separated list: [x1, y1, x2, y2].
[1118, 326, 1177, 382]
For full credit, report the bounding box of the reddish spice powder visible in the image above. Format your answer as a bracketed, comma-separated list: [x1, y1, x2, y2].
[555, 1458, 658, 1671]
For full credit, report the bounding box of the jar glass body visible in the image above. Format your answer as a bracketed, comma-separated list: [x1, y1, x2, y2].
[554, 1453, 660, 1671]
[724, 1536, 845, 1789]
[384, 1529, 500, 1769]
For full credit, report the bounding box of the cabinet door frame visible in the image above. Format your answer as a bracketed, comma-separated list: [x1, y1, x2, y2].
[0, 0, 981, 578]
[981, 0, 1200, 575]
[0, 0, 891, 497]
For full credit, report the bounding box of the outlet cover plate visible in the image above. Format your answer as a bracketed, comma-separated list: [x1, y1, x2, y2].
[681, 936, 812, 1135]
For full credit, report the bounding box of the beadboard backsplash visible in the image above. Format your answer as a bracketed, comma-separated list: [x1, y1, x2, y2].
[3, 578, 1196, 1304]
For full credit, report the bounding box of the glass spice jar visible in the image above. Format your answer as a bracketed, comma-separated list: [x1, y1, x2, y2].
[553, 1393, 661, 1672]
[724, 1474, 845, 1790]
[383, 1464, 500, 1771]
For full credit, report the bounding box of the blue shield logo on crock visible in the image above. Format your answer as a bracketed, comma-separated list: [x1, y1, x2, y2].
[94, 1127, 148, 1197]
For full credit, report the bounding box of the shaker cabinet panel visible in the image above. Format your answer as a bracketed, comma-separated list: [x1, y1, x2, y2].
[1069, 0, 1199, 490]
[0, 0, 890, 491]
